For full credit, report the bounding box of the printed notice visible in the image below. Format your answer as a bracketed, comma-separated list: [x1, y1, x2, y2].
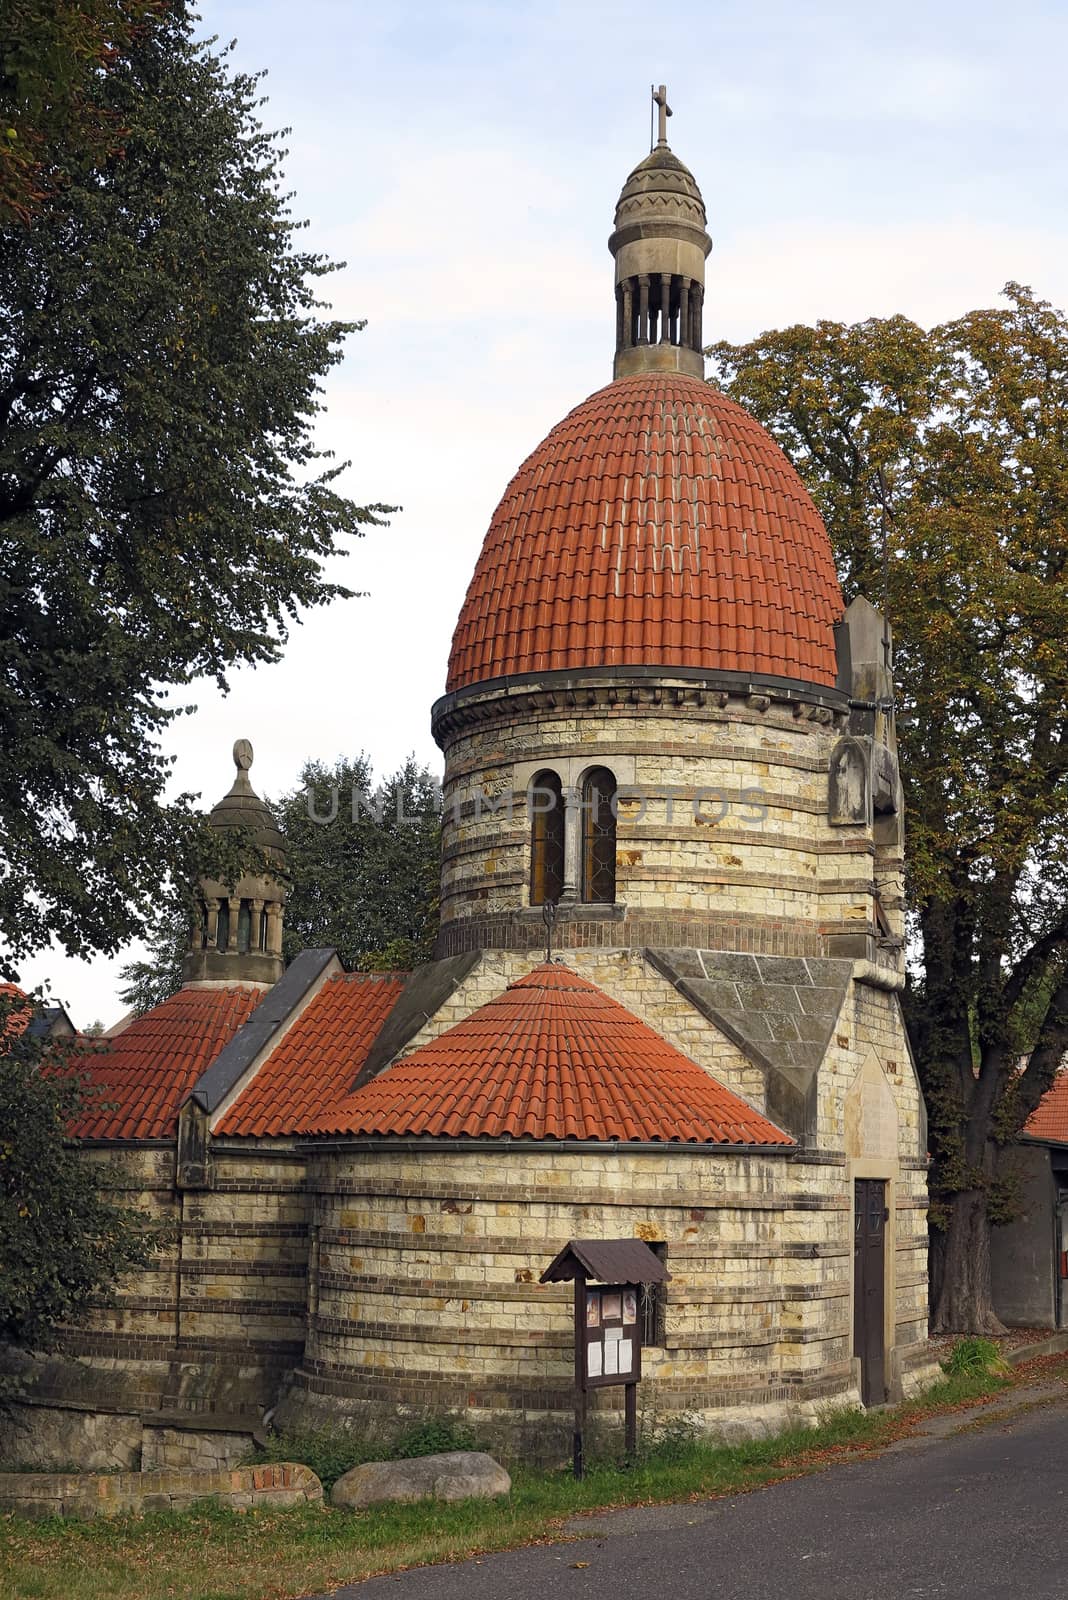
[603, 1338, 619, 1376]
[601, 1293, 622, 1321]
[622, 1290, 637, 1325]
[605, 1325, 621, 1342]
[586, 1293, 600, 1328]
[587, 1341, 602, 1378]
[618, 1338, 633, 1374]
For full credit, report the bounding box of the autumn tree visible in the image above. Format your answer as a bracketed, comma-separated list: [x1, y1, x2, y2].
[0, 0, 160, 224]
[118, 755, 441, 1012]
[0, 4, 389, 974]
[711, 284, 1068, 1333]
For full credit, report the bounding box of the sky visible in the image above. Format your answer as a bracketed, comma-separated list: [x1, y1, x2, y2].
[16, 0, 1068, 1025]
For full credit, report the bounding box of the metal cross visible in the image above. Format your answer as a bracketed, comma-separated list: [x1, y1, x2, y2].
[542, 899, 557, 964]
[652, 84, 672, 145]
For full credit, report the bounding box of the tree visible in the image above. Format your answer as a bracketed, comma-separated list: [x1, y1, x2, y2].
[710, 284, 1068, 1333]
[280, 754, 441, 971]
[0, 0, 159, 225]
[115, 899, 188, 1015]
[0, 4, 389, 974]
[0, 991, 155, 1350]
[117, 754, 441, 1011]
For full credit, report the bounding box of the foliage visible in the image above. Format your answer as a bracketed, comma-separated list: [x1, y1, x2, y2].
[392, 1416, 476, 1459]
[248, 1415, 476, 1492]
[638, 1409, 702, 1463]
[0, 4, 390, 973]
[278, 754, 441, 971]
[115, 897, 192, 1016]
[0, 1359, 1030, 1599]
[0, 994, 156, 1349]
[710, 284, 1068, 1331]
[941, 1337, 1008, 1378]
[115, 755, 441, 1013]
[0, 0, 161, 225]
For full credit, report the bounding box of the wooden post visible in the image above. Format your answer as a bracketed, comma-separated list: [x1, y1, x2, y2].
[573, 1274, 586, 1479]
[624, 1380, 637, 1461]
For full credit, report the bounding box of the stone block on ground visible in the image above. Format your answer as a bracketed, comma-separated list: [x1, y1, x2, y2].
[330, 1450, 511, 1510]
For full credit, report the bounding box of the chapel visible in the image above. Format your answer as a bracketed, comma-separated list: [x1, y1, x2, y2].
[2, 94, 935, 1471]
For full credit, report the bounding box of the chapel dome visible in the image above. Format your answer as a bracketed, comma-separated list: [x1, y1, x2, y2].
[445, 372, 844, 695]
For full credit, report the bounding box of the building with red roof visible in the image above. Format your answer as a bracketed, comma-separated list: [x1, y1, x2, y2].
[989, 1072, 1068, 1329]
[3, 95, 934, 1473]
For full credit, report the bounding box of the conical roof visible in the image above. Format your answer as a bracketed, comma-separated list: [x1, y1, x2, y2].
[310, 963, 793, 1146]
[206, 739, 286, 857]
[613, 143, 707, 234]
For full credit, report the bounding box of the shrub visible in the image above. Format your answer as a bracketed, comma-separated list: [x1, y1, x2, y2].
[247, 1414, 479, 1491]
[393, 1417, 476, 1458]
[941, 1337, 1009, 1378]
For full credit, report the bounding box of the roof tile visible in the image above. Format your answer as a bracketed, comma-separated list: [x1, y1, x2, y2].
[217, 972, 406, 1137]
[70, 987, 263, 1141]
[309, 964, 794, 1147]
[447, 374, 841, 693]
[1025, 1072, 1068, 1144]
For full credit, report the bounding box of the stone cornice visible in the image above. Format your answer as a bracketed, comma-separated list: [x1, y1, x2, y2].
[432, 666, 849, 746]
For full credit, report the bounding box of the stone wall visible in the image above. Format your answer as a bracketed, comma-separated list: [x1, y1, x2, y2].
[435, 685, 886, 961]
[2, 1143, 311, 1463]
[283, 1141, 861, 1458]
[0, 1462, 321, 1521]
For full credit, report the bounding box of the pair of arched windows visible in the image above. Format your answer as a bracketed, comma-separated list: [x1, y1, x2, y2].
[529, 767, 617, 907]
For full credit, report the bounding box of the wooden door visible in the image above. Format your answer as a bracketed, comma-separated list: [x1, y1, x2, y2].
[853, 1179, 887, 1406]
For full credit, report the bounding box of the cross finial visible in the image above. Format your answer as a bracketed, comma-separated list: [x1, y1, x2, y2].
[652, 84, 672, 146]
[542, 898, 557, 964]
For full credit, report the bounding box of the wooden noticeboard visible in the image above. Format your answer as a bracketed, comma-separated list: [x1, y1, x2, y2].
[581, 1283, 641, 1388]
[539, 1238, 671, 1480]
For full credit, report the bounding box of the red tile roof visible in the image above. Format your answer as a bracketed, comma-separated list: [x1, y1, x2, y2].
[70, 986, 263, 1141]
[217, 972, 407, 1137]
[1024, 1073, 1068, 1144]
[446, 373, 843, 694]
[310, 963, 794, 1146]
[0, 982, 31, 1038]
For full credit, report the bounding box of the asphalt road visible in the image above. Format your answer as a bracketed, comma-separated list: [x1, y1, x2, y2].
[311, 1398, 1068, 1600]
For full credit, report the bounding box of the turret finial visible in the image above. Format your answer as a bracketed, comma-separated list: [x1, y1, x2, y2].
[652, 83, 672, 148]
[234, 738, 253, 773]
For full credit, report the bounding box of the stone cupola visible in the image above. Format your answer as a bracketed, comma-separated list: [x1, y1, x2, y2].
[609, 85, 712, 380]
[182, 740, 287, 988]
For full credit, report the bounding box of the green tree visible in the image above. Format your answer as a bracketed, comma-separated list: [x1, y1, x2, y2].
[0, 4, 389, 974]
[115, 899, 188, 1015]
[711, 284, 1068, 1334]
[280, 754, 441, 971]
[117, 755, 441, 1011]
[0, 0, 159, 225]
[0, 992, 155, 1350]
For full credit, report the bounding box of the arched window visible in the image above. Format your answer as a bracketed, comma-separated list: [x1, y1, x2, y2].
[529, 769, 564, 905]
[259, 906, 270, 952]
[215, 900, 230, 952]
[237, 899, 253, 954]
[581, 767, 617, 904]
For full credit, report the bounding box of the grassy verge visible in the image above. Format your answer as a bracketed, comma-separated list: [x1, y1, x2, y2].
[0, 1359, 1058, 1600]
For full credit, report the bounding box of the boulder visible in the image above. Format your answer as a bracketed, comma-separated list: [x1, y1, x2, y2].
[330, 1450, 511, 1510]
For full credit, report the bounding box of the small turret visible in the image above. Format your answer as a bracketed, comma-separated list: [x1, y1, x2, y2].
[608, 86, 712, 380]
[182, 740, 287, 988]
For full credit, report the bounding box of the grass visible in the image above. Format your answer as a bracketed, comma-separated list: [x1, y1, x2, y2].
[0, 1357, 1053, 1600]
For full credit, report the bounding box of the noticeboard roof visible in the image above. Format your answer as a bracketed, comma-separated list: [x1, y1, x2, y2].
[539, 1238, 671, 1285]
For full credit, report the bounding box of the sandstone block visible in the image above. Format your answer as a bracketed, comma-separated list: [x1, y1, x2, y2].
[331, 1450, 511, 1510]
